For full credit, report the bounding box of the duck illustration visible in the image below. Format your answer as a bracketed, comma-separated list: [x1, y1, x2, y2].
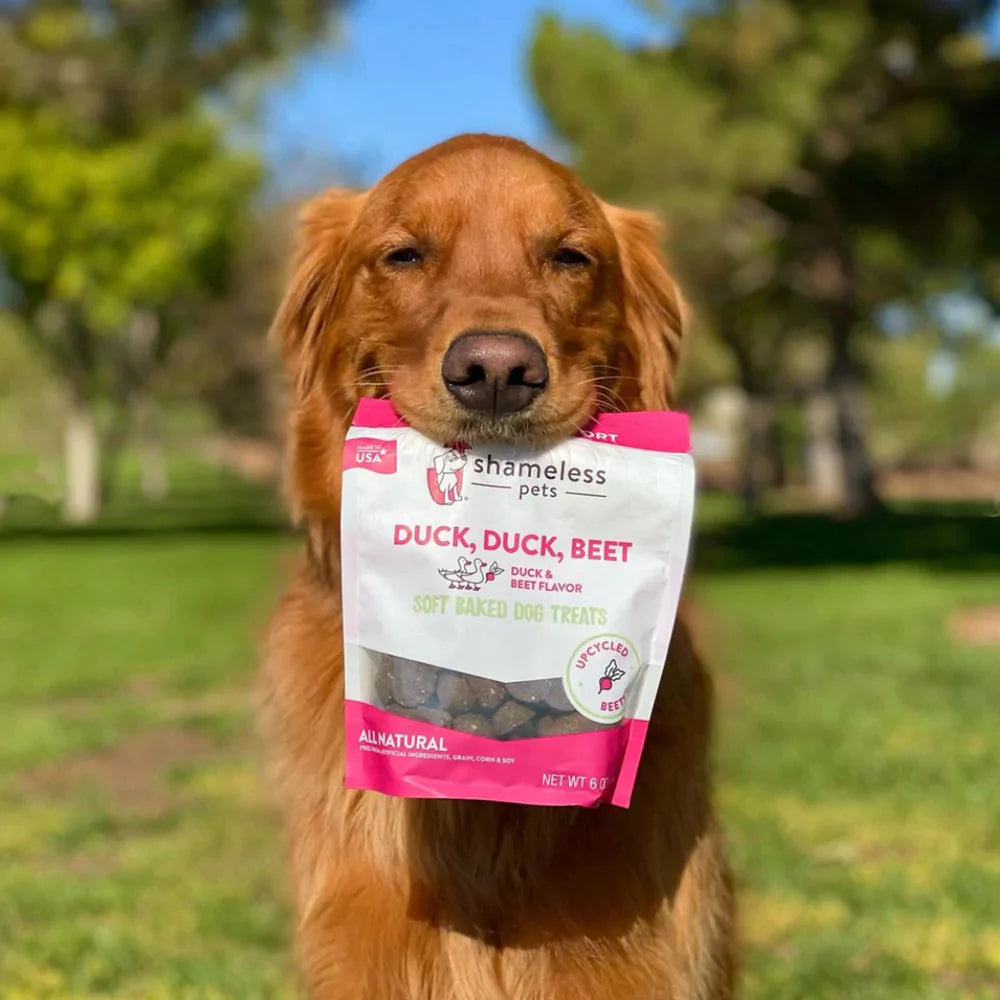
[437, 558, 505, 591]
[438, 557, 483, 589]
[438, 556, 471, 582]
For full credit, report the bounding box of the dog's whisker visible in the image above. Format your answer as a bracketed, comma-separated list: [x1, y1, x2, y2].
[355, 364, 406, 381]
[594, 388, 628, 414]
[589, 368, 642, 384]
[574, 377, 630, 414]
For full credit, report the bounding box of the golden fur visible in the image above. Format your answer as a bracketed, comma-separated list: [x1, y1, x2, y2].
[262, 134, 736, 999]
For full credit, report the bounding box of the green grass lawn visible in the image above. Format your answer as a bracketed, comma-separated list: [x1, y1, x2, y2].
[1, 505, 998, 998]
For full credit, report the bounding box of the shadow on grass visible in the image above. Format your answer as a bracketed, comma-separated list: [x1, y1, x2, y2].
[696, 504, 1000, 573]
[4, 489, 998, 574]
[0, 487, 292, 542]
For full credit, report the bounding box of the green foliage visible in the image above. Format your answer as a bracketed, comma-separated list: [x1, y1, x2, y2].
[869, 331, 1000, 465]
[170, 203, 296, 438]
[0, 318, 62, 499]
[0, 110, 259, 336]
[0, 0, 346, 138]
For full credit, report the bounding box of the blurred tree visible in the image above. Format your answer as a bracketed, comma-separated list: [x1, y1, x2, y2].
[531, 0, 1000, 514]
[170, 203, 297, 442]
[0, 110, 257, 519]
[0, 0, 343, 139]
[0, 314, 62, 513]
[870, 323, 1000, 469]
[0, 0, 346, 520]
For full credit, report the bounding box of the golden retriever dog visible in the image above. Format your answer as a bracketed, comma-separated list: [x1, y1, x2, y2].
[262, 133, 735, 1000]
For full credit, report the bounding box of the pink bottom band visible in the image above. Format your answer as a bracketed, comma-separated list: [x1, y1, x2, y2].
[345, 700, 649, 808]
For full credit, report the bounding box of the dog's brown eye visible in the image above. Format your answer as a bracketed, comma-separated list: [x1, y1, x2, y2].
[553, 246, 590, 267]
[385, 246, 422, 266]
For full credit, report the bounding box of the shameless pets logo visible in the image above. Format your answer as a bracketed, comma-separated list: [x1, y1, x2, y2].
[471, 454, 607, 487]
[422, 433, 613, 504]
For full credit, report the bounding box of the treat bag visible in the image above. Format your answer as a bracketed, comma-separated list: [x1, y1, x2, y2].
[341, 398, 695, 807]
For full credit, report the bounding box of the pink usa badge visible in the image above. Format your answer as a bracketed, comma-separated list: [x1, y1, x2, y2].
[344, 438, 397, 474]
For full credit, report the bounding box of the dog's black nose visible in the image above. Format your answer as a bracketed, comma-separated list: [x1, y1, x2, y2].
[441, 331, 548, 417]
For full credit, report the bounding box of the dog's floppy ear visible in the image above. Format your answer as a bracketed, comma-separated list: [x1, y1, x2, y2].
[272, 187, 368, 394]
[602, 202, 684, 410]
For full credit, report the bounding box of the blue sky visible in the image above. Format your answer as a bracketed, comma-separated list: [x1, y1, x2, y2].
[262, 0, 668, 186]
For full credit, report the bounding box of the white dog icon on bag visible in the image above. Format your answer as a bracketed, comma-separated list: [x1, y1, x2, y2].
[427, 447, 467, 505]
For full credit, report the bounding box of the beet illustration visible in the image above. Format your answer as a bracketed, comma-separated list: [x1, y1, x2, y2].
[597, 659, 626, 694]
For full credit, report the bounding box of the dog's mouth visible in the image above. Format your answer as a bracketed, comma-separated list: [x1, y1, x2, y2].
[448, 404, 586, 448]
[389, 393, 595, 451]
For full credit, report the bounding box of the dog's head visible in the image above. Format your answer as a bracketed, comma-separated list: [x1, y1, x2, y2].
[275, 133, 683, 522]
[434, 448, 467, 475]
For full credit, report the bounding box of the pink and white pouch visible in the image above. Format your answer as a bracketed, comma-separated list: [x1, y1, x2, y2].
[341, 399, 695, 807]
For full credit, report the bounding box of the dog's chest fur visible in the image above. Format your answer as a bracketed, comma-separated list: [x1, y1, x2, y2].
[262, 567, 736, 999]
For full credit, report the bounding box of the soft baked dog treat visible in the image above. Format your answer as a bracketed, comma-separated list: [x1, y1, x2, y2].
[342, 400, 695, 807]
[371, 653, 615, 741]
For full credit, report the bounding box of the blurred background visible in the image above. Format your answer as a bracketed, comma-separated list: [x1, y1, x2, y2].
[1, 1, 998, 997]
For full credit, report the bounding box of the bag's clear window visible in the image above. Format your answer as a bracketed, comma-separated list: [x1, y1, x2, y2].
[363, 650, 619, 740]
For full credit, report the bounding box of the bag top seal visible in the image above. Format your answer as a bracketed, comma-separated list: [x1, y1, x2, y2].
[350, 398, 690, 455]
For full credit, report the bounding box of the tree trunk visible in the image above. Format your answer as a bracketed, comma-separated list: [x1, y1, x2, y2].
[740, 392, 776, 517]
[828, 314, 881, 516]
[803, 390, 843, 503]
[767, 409, 786, 489]
[63, 392, 101, 523]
